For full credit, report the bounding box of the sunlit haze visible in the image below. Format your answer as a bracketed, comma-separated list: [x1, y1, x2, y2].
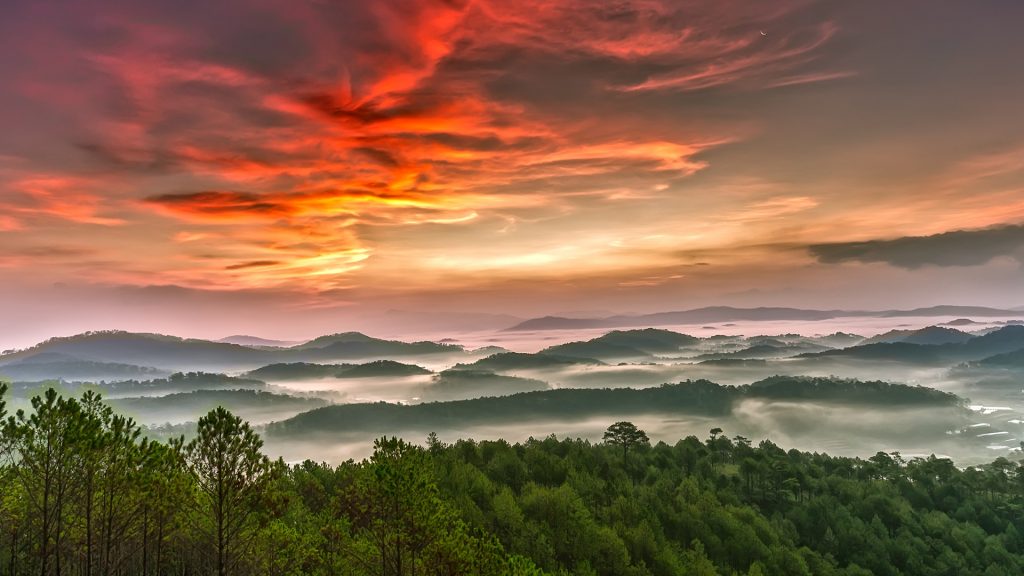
[2, 0, 1023, 348]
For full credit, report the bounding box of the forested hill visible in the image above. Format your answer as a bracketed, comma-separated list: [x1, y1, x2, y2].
[425, 431, 1024, 575]
[267, 377, 960, 439]
[2, 383, 1021, 575]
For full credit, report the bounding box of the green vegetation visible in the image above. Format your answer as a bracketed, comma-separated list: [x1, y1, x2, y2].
[801, 343, 946, 364]
[268, 377, 960, 440]
[338, 360, 433, 378]
[4, 372, 268, 401]
[588, 329, 701, 353]
[295, 332, 463, 358]
[108, 389, 328, 423]
[3, 383, 1023, 575]
[457, 352, 606, 371]
[245, 362, 354, 380]
[245, 360, 432, 381]
[0, 384, 537, 575]
[969, 348, 1024, 369]
[805, 326, 1024, 364]
[0, 353, 164, 382]
[745, 375, 960, 405]
[422, 370, 548, 402]
[693, 343, 827, 361]
[541, 341, 651, 361]
[102, 372, 268, 395]
[269, 380, 736, 439]
[0, 330, 267, 369]
[426, 427, 1024, 575]
[602, 421, 649, 458]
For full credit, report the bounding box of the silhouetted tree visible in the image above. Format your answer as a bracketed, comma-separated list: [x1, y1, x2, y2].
[603, 421, 649, 458]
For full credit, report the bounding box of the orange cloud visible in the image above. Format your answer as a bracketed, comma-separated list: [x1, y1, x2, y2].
[0, 0, 849, 293]
[1, 175, 124, 226]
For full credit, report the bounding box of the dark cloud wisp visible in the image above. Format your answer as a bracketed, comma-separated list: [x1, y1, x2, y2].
[809, 224, 1024, 268]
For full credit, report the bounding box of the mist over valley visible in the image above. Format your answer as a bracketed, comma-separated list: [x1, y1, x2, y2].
[4, 311, 1023, 466]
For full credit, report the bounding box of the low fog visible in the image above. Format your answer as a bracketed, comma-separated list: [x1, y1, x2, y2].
[262, 400, 988, 466]
[3, 315, 1023, 467]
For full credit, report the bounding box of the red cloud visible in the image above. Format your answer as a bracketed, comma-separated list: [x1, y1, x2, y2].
[1, 0, 846, 290]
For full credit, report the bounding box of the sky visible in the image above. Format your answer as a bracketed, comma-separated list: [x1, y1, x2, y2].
[1, 0, 1024, 347]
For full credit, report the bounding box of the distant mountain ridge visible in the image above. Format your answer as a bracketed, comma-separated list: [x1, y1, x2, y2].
[0, 352, 166, 382]
[0, 331, 268, 371]
[0, 330, 466, 374]
[456, 352, 605, 371]
[801, 325, 1024, 364]
[217, 335, 301, 347]
[506, 305, 1024, 331]
[540, 328, 701, 360]
[860, 326, 975, 346]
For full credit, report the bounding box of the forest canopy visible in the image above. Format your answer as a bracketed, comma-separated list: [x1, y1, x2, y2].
[2, 384, 1023, 575]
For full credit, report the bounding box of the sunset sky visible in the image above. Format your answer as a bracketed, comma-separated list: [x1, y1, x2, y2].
[2, 0, 1023, 347]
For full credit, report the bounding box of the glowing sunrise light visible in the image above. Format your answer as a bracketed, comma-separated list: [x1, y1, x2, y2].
[0, 0, 1021, 340]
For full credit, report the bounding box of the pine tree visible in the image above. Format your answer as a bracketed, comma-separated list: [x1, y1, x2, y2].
[185, 407, 274, 576]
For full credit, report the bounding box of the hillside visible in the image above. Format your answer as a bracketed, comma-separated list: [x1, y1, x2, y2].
[746, 375, 959, 405]
[965, 347, 1024, 369]
[420, 369, 548, 401]
[541, 340, 651, 360]
[457, 352, 605, 371]
[0, 331, 272, 371]
[0, 330, 468, 373]
[246, 362, 353, 380]
[337, 360, 433, 378]
[217, 335, 300, 347]
[267, 377, 960, 439]
[861, 326, 974, 346]
[694, 343, 829, 361]
[295, 332, 461, 358]
[590, 329, 700, 352]
[800, 327, 1024, 364]
[97, 372, 267, 397]
[798, 342, 946, 364]
[0, 352, 165, 381]
[109, 389, 328, 424]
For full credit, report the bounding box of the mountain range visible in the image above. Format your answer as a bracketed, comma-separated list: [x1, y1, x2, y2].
[506, 306, 1024, 331]
[0, 330, 467, 375]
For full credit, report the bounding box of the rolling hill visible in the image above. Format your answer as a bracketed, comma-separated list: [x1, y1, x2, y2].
[245, 362, 353, 380]
[0, 330, 468, 374]
[541, 340, 650, 360]
[0, 331, 272, 371]
[801, 326, 1024, 364]
[420, 369, 548, 402]
[337, 360, 432, 378]
[861, 326, 974, 346]
[295, 332, 463, 359]
[457, 352, 605, 372]
[267, 377, 961, 439]
[0, 352, 165, 382]
[109, 389, 328, 424]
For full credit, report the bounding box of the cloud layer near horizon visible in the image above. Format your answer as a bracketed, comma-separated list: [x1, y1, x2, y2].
[810, 225, 1024, 269]
[1, 0, 1024, 342]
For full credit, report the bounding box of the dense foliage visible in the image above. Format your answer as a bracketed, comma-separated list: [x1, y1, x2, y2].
[2, 382, 1023, 575]
[427, 432, 1024, 575]
[0, 384, 538, 575]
